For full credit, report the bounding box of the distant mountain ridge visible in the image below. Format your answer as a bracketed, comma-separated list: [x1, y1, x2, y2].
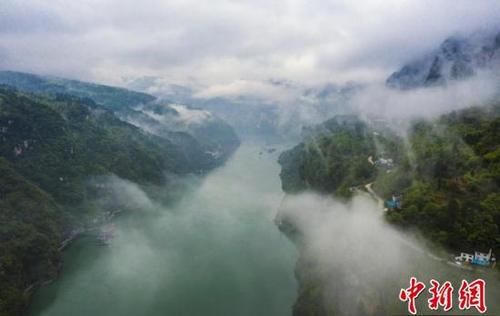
[0, 70, 155, 111]
[0, 71, 240, 170]
[386, 29, 500, 89]
[125, 76, 361, 141]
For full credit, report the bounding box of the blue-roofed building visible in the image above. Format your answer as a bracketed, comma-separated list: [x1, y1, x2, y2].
[385, 194, 402, 210]
[472, 250, 494, 266]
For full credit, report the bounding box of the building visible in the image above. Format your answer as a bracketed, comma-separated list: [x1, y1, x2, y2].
[455, 249, 496, 267]
[473, 249, 494, 266]
[374, 157, 394, 169]
[385, 194, 402, 210]
[455, 252, 474, 263]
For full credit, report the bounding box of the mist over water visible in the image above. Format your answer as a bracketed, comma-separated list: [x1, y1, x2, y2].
[279, 193, 500, 315]
[27, 143, 500, 316]
[28, 144, 297, 316]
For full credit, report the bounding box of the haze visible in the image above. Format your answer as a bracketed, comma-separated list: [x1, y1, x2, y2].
[1, 0, 500, 96]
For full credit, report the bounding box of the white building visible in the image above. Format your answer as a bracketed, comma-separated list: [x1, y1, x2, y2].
[374, 157, 394, 169]
[455, 249, 495, 267]
[455, 252, 474, 263]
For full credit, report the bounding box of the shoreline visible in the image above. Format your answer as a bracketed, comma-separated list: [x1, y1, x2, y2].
[23, 208, 123, 299]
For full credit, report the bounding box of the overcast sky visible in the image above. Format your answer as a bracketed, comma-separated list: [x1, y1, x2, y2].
[1, 0, 500, 93]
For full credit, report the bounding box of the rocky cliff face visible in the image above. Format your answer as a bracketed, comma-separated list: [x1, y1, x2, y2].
[386, 30, 500, 89]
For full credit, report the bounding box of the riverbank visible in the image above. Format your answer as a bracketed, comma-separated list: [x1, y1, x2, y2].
[27, 143, 297, 316]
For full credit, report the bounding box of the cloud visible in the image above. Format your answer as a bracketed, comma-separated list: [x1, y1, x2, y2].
[1, 0, 499, 89]
[350, 71, 500, 121]
[194, 79, 301, 103]
[278, 192, 500, 314]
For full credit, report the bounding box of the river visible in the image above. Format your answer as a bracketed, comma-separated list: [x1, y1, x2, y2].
[28, 143, 297, 316]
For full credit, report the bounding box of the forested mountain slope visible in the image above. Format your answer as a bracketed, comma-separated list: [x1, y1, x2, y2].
[280, 105, 500, 256]
[0, 82, 238, 315]
[279, 104, 500, 316]
[0, 71, 240, 170]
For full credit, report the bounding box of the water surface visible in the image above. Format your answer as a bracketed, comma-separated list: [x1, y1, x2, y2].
[29, 143, 297, 316]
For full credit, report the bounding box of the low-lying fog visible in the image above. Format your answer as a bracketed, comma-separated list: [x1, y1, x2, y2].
[28, 144, 297, 316]
[279, 193, 500, 315]
[28, 139, 500, 316]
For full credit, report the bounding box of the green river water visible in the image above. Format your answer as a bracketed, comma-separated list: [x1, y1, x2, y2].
[28, 143, 297, 316]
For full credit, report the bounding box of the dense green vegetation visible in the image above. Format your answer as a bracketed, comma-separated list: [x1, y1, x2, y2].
[0, 87, 190, 203]
[0, 83, 238, 315]
[381, 105, 500, 254]
[0, 158, 63, 316]
[279, 115, 402, 197]
[279, 106, 500, 316]
[0, 86, 183, 315]
[280, 107, 499, 255]
[0, 71, 155, 112]
[0, 71, 240, 172]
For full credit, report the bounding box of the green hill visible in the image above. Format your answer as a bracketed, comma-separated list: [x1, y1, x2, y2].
[279, 105, 500, 316]
[0, 71, 155, 111]
[382, 105, 500, 253]
[0, 71, 240, 171]
[279, 115, 403, 197]
[0, 158, 63, 316]
[280, 107, 500, 254]
[0, 84, 236, 315]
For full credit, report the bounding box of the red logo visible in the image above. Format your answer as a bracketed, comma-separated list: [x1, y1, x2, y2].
[458, 279, 487, 313]
[399, 277, 426, 315]
[399, 278, 487, 314]
[428, 279, 453, 311]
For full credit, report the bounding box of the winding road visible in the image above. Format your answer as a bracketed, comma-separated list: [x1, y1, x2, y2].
[364, 155, 470, 270]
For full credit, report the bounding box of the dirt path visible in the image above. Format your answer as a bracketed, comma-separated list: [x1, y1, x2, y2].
[364, 182, 386, 211]
[364, 157, 465, 267]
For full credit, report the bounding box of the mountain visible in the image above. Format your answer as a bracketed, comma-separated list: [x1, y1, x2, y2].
[0, 72, 239, 315]
[386, 30, 500, 89]
[0, 71, 240, 169]
[0, 87, 190, 199]
[279, 28, 500, 313]
[0, 71, 155, 111]
[121, 102, 239, 168]
[279, 115, 402, 196]
[0, 86, 196, 315]
[383, 105, 500, 251]
[124, 76, 360, 141]
[281, 106, 500, 252]
[0, 157, 63, 316]
[278, 104, 500, 315]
